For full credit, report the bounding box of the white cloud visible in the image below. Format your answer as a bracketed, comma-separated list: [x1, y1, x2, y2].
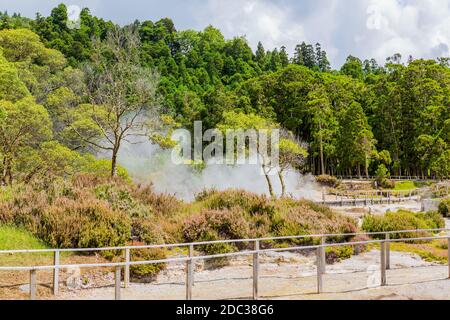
[359, 0, 450, 63]
[193, 0, 305, 53]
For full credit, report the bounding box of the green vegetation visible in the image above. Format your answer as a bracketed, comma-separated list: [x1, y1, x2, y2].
[0, 225, 57, 267]
[393, 181, 419, 191]
[362, 210, 445, 239]
[381, 240, 449, 264]
[0, 4, 447, 182]
[315, 175, 340, 188]
[438, 198, 450, 217]
[0, 225, 49, 250]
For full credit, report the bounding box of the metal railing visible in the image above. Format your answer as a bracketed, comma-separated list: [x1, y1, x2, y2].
[319, 188, 424, 207]
[335, 176, 448, 181]
[1, 228, 450, 300]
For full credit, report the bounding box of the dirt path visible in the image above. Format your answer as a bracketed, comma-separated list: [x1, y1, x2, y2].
[54, 250, 450, 300]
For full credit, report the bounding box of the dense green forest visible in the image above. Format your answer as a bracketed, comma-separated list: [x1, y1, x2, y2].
[0, 3, 449, 184]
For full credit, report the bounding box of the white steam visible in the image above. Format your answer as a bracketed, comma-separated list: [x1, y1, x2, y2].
[114, 139, 322, 202]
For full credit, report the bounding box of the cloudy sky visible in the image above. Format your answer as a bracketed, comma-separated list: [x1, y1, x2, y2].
[1, 0, 449, 68]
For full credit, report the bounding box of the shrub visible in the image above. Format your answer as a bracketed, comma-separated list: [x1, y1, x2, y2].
[0, 183, 131, 250]
[129, 247, 167, 282]
[362, 210, 445, 239]
[195, 189, 275, 217]
[183, 208, 250, 246]
[132, 184, 181, 216]
[325, 245, 354, 264]
[374, 164, 395, 189]
[350, 234, 370, 255]
[315, 175, 340, 188]
[381, 179, 396, 189]
[272, 199, 358, 245]
[438, 198, 450, 217]
[131, 216, 169, 245]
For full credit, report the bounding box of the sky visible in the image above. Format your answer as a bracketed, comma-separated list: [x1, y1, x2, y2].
[1, 0, 449, 68]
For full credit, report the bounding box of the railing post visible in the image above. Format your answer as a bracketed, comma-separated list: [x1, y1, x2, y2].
[380, 242, 387, 286]
[448, 238, 450, 279]
[115, 266, 121, 300]
[186, 244, 194, 300]
[320, 237, 326, 274]
[124, 248, 130, 288]
[29, 269, 37, 300]
[385, 234, 390, 270]
[253, 240, 260, 300]
[53, 251, 59, 295]
[316, 248, 323, 294]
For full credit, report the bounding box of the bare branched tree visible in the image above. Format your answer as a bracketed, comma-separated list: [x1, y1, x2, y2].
[81, 25, 160, 176]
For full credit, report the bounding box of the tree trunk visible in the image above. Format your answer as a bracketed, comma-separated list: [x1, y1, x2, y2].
[319, 122, 325, 175]
[111, 147, 119, 177]
[365, 154, 369, 178]
[278, 170, 286, 197]
[263, 165, 275, 198]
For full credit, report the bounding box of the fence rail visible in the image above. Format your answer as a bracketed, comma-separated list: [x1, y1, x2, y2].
[335, 176, 449, 181]
[319, 189, 424, 207]
[1, 228, 450, 300]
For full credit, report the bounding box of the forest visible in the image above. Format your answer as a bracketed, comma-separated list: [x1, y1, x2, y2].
[0, 3, 449, 185]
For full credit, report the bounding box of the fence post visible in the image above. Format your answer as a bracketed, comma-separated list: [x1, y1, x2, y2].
[448, 238, 450, 279]
[385, 234, 390, 270]
[253, 240, 260, 300]
[316, 248, 323, 294]
[124, 248, 130, 288]
[53, 251, 59, 295]
[29, 269, 37, 300]
[186, 244, 194, 300]
[380, 242, 386, 286]
[115, 266, 121, 300]
[320, 237, 326, 274]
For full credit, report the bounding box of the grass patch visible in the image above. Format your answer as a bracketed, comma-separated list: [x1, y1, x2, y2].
[0, 225, 57, 267]
[369, 239, 448, 264]
[389, 241, 449, 264]
[393, 181, 418, 191]
[0, 225, 49, 250]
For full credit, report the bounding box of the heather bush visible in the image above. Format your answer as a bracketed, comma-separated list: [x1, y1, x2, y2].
[362, 210, 444, 239]
[131, 216, 169, 245]
[129, 247, 167, 282]
[183, 208, 250, 246]
[0, 181, 131, 250]
[132, 184, 182, 216]
[316, 175, 340, 188]
[196, 189, 275, 217]
[272, 199, 358, 244]
[326, 245, 354, 264]
[438, 198, 450, 217]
